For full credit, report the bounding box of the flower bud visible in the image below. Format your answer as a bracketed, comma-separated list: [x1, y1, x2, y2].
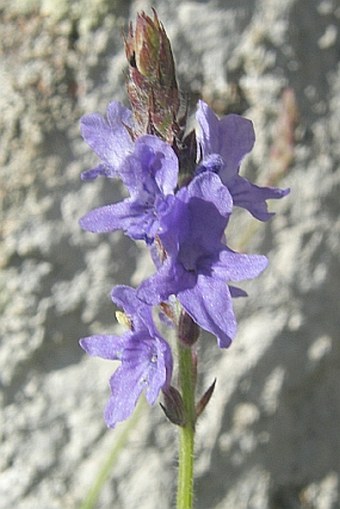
[160, 386, 186, 426]
[124, 9, 180, 143]
[125, 10, 177, 85]
[178, 311, 200, 347]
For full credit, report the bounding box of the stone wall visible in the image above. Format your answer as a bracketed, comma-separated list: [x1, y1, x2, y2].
[1, 0, 339, 507]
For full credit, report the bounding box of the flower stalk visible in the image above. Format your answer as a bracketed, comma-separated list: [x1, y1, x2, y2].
[177, 339, 196, 509]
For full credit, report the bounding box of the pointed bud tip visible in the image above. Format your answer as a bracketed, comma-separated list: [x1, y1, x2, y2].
[196, 379, 217, 419]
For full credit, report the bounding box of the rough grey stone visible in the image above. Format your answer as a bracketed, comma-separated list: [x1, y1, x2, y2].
[1, 0, 339, 508]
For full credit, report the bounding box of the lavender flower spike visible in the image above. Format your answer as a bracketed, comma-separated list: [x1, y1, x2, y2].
[80, 285, 173, 428]
[195, 100, 289, 221]
[138, 172, 268, 348]
[80, 101, 133, 181]
[80, 135, 178, 244]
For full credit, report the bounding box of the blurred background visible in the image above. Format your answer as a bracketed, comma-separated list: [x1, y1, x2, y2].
[1, 0, 339, 508]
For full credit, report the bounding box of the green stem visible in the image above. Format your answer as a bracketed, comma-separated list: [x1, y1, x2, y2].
[176, 341, 196, 509]
[79, 398, 145, 509]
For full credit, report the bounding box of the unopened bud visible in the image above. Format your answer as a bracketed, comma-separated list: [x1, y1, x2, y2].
[124, 9, 180, 142]
[160, 386, 186, 426]
[178, 311, 200, 347]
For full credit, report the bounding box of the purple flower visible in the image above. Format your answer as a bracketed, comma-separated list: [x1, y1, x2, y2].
[79, 135, 178, 243]
[195, 100, 289, 221]
[80, 101, 134, 181]
[138, 172, 268, 348]
[80, 285, 173, 428]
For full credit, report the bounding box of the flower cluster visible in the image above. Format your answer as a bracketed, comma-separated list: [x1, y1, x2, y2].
[79, 12, 289, 429]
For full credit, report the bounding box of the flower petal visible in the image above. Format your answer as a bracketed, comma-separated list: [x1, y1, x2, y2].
[213, 250, 268, 281]
[80, 101, 133, 172]
[138, 259, 194, 304]
[228, 174, 290, 221]
[178, 274, 236, 348]
[81, 164, 111, 181]
[104, 364, 145, 427]
[196, 100, 255, 179]
[157, 172, 232, 270]
[125, 135, 178, 195]
[103, 333, 172, 427]
[145, 337, 173, 404]
[79, 334, 128, 360]
[111, 285, 156, 335]
[180, 171, 232, 219]
[79, 199, 156, 241]
[218, 114, 255, 179]
[196, 99, 220, 157]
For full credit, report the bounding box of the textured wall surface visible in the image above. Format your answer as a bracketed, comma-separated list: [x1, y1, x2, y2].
[1, 0, 340, 508]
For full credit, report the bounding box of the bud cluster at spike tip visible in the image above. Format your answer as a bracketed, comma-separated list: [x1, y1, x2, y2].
[78, 11, 290, 429]
[124, 9, 180, 143]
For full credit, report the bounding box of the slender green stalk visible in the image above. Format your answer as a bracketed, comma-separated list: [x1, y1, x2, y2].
[176, 341, 196, 509]
[80, 399, 145, 509]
